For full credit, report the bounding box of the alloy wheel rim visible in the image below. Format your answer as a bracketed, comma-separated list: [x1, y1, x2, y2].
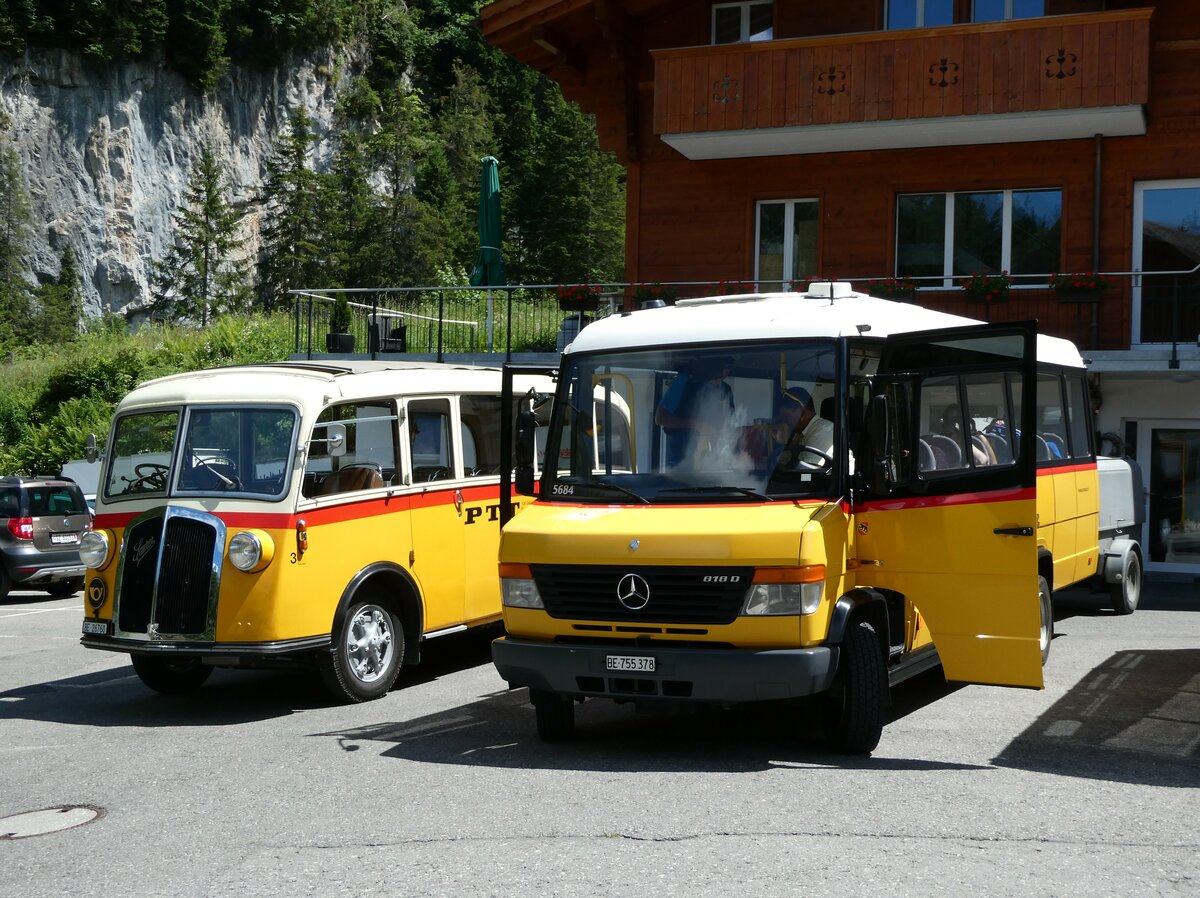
[346, 605, 393, 683]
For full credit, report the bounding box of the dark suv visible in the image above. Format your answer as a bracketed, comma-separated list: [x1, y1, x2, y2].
[0, 477, 90, 599]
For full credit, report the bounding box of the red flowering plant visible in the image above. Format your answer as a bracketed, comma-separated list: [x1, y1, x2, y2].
[633, 282, 677, 305]
[788, 278, 812, 293]
[958, 270, 1011, 303]
[556, 283, 602, 311]
[1049, 271, 1114, 302]
[707, 279, 755, 296]
[862, 275, 918, 301]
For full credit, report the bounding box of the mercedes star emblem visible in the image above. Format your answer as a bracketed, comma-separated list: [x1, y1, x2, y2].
[616, 573, 650, 611]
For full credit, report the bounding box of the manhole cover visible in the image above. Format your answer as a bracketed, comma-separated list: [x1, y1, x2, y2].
[0, 805, 104, 839]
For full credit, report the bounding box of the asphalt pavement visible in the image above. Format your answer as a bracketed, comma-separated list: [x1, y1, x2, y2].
[0, 574, 1196, 898]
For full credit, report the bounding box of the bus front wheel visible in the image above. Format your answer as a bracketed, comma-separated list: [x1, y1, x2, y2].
[320, 599, 404, 703]
[530, 689, 574, 741]
[825, 620, 885, 754]
[1038, 576, 1053, 665]
[131, 655, 213, 694]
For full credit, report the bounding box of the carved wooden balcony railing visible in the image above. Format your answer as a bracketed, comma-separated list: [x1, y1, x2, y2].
[652, 9, 1151, 158]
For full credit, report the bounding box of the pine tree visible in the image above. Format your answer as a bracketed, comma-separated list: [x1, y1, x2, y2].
[152, 142, 249, 325]
[33, 246, 84, 343]
[258, 109, 330, 307]
[0, 142, 35, 349]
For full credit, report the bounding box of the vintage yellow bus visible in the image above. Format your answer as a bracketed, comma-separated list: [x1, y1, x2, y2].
[79, 361, 551, 702]
[495, 282, 1142, 753]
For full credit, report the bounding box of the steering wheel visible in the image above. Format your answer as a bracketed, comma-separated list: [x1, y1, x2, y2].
[777, 444, 833, 471]
[130, 462, 170, 491]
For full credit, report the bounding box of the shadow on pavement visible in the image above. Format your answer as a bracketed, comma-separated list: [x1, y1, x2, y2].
[993, 647, 1200, 787]
[0, 626, 500, 728]
[309, 668, 986, 774]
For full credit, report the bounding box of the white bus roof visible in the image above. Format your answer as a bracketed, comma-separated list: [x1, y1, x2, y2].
[568, 282, 1085, 369]
[116, 361, 528, 413]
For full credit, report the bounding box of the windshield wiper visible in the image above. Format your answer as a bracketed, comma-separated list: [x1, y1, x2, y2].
[558, 479, 651, 504]
[659, 485, 773, 502]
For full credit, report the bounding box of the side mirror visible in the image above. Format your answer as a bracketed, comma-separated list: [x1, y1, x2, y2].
[84, 433, 98, 464]
[869, 394, 891, 494]
[312, 423, 347, 458]
[514, 406, 536, 495]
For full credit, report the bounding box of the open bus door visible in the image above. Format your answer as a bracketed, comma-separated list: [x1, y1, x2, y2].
[856, 322, 1042, 688]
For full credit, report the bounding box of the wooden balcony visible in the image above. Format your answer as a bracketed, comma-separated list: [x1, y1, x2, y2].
[652, 9, 1151, 160]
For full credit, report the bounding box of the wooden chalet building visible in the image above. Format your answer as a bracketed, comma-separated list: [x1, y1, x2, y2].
[482, 0, 1200, 577]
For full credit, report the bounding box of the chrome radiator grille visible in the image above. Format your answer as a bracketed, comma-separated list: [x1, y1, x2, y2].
[115, 507, 224, 639]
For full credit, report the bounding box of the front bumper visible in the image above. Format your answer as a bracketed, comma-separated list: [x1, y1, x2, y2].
[80, 632, 331, 662]
[493, 637, 839, 704]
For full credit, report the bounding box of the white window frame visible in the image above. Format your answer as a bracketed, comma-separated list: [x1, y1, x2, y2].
[896, 188, 1061, 289]
[886, 0, 950, 30]
[754, 197, 819, 290]
[711, 1, 773, 45]
[972, 0, 1045, 22]
[1131, 177, 1200, 345]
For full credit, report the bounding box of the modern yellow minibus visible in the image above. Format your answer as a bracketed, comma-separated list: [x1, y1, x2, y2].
[79, 361, 551, 702]
[495, 282, 1142, 753]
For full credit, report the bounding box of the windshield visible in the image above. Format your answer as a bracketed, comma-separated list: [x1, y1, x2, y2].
[104, 406, 298, 500]
[542, 342, 841, 503]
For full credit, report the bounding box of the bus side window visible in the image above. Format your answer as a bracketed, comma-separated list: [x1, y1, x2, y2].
[408, 399, 453, 482]
[461, 395, 503, 477]
[1036, 374, 1067, 461]
[305, 401, 396, 496]
[1064, 374, 1093, 459]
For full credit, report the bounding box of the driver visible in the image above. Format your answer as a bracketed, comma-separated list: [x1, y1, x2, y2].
[771, 387, 833, 469]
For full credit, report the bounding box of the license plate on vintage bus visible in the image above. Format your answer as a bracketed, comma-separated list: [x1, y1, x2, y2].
[605, 654, 655, 673]
[81, 620, 109, 635]
[51, 532, 79, 545]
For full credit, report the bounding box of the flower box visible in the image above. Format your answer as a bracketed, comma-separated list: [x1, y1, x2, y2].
[557, 284, 601, 312]
[959, 270, 1011, 304]
[1050, 272, 1113, 303]
[862, 276, 918, 301]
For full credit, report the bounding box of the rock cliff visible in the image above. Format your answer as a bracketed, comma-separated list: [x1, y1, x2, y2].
[1, 48, 351, 317]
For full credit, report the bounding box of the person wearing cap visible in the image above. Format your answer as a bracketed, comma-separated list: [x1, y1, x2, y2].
[771, 387, 834, 470]
[655, 356, 735, 467]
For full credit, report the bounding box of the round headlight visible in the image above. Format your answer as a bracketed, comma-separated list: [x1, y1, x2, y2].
[228, 530, 274, 573]
[79, 530, 111, 570]
[228, 531, 263, 572]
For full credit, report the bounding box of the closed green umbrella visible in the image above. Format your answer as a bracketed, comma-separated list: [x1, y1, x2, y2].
[469, 156, 506, 351]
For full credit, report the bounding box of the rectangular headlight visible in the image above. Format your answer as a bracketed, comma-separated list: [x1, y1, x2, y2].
[741, 566, 825, 616]
[499, 562, 544, 609]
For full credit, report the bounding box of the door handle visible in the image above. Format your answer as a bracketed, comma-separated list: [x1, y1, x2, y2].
[993, 526, 1033, 536]
[454, 489, 464, 516]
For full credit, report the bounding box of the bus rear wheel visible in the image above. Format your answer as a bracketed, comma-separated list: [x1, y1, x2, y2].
[825, 620, 885, 754]
[131, 655, 213, 694]
[1109, 551, 1141, 615]
[530, 689, 574, 741]
[319, 599, 403, 703]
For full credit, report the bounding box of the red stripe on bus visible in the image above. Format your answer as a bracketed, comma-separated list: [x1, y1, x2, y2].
[855, 486, 1035, 513]
[1036, 462, 1097, 476]
[92, 484, 511, 531]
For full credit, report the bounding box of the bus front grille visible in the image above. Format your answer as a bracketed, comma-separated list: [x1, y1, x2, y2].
[531, 565, 752, 625]
[115, 507, 223, 639]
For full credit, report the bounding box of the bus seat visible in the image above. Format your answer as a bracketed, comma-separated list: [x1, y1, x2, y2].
[1035, 435, 1051, 461]
[972, 433, 996, 465]
[984, 432, 1012, 464]
[1043, 433, 1066, 458]
[413, 465, 451, 482]
[320, 463, 384, 495]
[928, 434, 962, 468]
[917, 438, 937, 472]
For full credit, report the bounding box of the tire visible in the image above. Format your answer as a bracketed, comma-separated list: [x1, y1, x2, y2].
[1109, 550, 1142, 615]
[0, 568, 10, 601]
[530, 689, 575, 741]
[825, 620, 886, 754]
[1038, 575, 1054, 666]
[319, 599, 403, 703]
[131, 655, 213, 694]
[46, 578, 84, 598]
